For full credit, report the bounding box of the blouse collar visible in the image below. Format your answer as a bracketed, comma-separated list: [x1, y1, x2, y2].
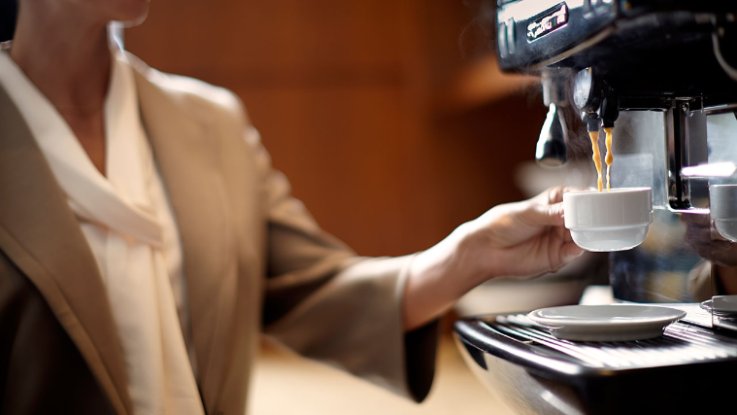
[0, 48, 164, 247]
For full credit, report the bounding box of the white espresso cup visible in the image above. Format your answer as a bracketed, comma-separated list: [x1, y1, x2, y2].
[710, 184, 737, 242]
[563, 187, 653, 252]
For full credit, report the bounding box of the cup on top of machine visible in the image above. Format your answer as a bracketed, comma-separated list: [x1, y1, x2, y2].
[563, 187, 653, 252]
[710, 184, 737, 242]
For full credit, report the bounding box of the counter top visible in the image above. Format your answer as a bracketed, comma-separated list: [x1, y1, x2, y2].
[250, 328, 518, 415]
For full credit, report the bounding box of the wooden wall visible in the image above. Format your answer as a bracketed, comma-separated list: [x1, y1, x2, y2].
[125, 0, 545, 257]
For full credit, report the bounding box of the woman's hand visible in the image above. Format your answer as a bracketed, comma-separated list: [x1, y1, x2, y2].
[403, 186, 584, 330]
[455, 186, 584, 280]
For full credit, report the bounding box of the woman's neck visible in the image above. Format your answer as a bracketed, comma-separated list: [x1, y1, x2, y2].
[10, 3, 112, 117]
[10, 3, 113, 175]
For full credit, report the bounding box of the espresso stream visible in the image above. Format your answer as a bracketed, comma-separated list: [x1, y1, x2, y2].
[589, 128, 614, 192]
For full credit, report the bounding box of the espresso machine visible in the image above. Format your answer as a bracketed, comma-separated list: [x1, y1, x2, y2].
[455, 1, 737, 413]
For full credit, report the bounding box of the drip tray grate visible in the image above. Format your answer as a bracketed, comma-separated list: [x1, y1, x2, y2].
[488, 313, 737, 369]
[455, 311, 737, 414]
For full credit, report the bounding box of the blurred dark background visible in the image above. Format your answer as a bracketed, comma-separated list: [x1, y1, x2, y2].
[0, 0, 17, 42]
[53, 0, 545, 256]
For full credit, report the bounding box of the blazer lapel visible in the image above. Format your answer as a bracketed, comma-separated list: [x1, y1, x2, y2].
[133, 66, 236, 412]
[0, 88, 132, 414]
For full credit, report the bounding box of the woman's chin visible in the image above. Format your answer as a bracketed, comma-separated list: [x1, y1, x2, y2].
[110, 1, 150, 28]
[117, 12, 148, 29]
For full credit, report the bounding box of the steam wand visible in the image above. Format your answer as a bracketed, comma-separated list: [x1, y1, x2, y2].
[535, 69, 571, 167]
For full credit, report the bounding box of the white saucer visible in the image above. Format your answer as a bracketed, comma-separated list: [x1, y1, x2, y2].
[527, 304, 686, 341]
[700, 295, 737, 316]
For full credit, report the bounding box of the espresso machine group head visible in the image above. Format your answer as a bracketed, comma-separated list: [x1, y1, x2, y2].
[497, 0, 737, 210]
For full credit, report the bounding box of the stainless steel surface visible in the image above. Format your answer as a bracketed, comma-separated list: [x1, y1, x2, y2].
[456, 335, 583, 415]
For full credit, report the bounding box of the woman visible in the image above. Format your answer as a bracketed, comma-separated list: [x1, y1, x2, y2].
[0, 0, 582, 414]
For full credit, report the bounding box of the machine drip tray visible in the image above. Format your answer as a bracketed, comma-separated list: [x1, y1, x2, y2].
[454, 312, 737, 415]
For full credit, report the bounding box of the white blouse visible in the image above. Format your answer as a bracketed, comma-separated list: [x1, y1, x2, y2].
[0, 48, 204, 415]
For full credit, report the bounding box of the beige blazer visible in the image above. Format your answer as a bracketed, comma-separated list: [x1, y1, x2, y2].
[0, 54, 437, 414]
